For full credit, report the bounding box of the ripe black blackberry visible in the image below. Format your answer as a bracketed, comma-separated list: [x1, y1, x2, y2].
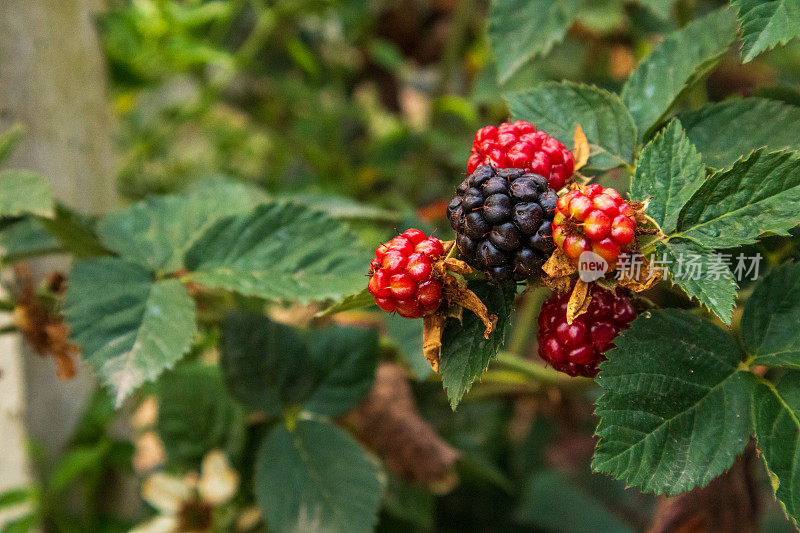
[447, 165, 557, 283]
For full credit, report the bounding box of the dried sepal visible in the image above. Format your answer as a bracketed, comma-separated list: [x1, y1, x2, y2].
[572, 124, 590, 172]
[442, 257, 472, 275]
[565, 279, 592, 325]
[422, 313, 446, 373]
[617, 254, 663, 292]
[442, 275, 497, 339]
[13, 264, 79, 380]
[541, 248, 578, 294]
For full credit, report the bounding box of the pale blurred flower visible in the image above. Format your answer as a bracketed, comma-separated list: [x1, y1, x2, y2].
[130, 451, 240, 533]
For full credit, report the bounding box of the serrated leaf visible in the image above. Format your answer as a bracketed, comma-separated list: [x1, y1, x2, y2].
[741, 262, 800, 367]
[673, 149, 800, 248]
[593, 309, 756, 495]
[64, 258, 197, 407]
[0, 169, 54, 218]
[517, 469, 632, 533]
[681, 98, 800, 170]
[489, 0, 580, 84]
[98, 176, 266, 273]
[733, 0, 800, 62]
[752, 372, 800, 524]
[439, 281, 516, 409]
[254, 419, 383, 533]
[631, 120, 706, 234]
[653, 240, 738, 324]
[219, 311, 315, 417]
[621, 8, 738, 139]
[506, 82, 637, 170]
[184, 202, 369, 304]
[303, 326, 378, 416]
[157, 362, 246, 469]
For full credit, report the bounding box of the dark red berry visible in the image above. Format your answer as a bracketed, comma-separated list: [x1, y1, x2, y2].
[368, 229, 444, 318]
[468, 121, 575, 190]
[536, 285, 637, 377]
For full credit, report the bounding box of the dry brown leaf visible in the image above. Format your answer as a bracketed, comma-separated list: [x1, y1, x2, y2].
[566, 280, 592, 324]
[572, 124, 590, 171]
[346, 363, 461, 492]
[422, 313, 446, 372]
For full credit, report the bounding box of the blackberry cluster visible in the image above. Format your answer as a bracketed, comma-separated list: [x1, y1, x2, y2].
[537, 285, 637, 377]
[447, 165, 558, 283]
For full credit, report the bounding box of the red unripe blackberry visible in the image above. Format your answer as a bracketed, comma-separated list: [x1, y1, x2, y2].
[537, 285, 637, 377]
[467, 120, 574, 190]
[369, 229, 444, 318]
[552, 185, 636, 268]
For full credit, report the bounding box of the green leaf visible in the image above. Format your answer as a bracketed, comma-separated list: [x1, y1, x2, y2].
[254, 420, 383, 533]
[753, 372, 800, 524]
[673, 149, 800, 248]
[303, 325, 378, 416]
[0, 170, 54, 218]
[50, 444, 109, 492]
[37, 204, 109, 258]
[593, 309, 756, 495]
[733, 0, 800, 62]
[64, 258, 197, 406]
[632, 0, 675, 19]
[742, 262, 800, 367]
[157, 362, 246, 469]
[219, 311, 315, 417]
[280, 192, 399, 223]
[98, 176, 266, 273]
[0, 124, 24, 166]
[517, 469, 632, 533]
[621, 8, 738, 139]
[631, 120, 706, 234]
[506, 82, 637, 170]
[0, 217, 61, 263]
[316, 288, 374, 317]
[489, 0, 580, 84]
[439, 281, 516, 409]
[0, 487, 35, 508]
[653, 240, 738, 324]
[681, 98, 800, 170]
[184, 202, 369, 304]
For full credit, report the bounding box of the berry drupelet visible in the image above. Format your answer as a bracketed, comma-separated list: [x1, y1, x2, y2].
[537, 285, 637, 377]
[467, 120, 575, 190]
[448, 165, 558, 283]
[552, 184, 636, 268]
[368, 229, 445, 318]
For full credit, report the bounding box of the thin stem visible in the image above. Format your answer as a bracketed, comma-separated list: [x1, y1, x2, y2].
[0, 299, 15, 312]
[493, 351, 590, 387]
